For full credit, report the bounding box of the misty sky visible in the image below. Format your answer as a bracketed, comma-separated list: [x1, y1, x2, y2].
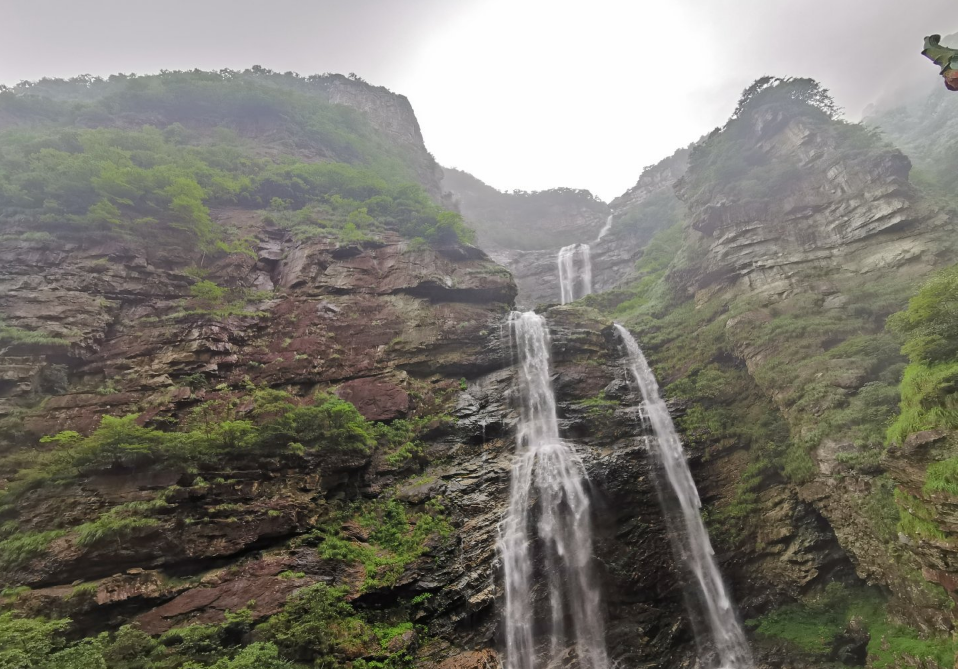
[3, 0, 955, 201]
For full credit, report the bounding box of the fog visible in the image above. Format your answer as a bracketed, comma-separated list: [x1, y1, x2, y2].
[3, 0, 955, 200]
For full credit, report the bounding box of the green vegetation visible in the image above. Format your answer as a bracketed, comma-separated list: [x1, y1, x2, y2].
[0, 316, 70, 349]
[179, 280, 271, 318]
[0, 571, 421, 668]
[73, 499, 169, 547]
[0, 391, 374, 510]
[584, 222, 684, 321]
[0, 389, 454, 573]
[924, 457, 958, 495]
[895, 488, 947, 541]
[886, 264, 958, 444]
[260, 170, 473, 246]
[409, 593, 432, 606]
[584, 77, 919, 558]
[372, 415, 449, 469]
[260, 584, 365, 663]
[611, 188, 685, 245]
[578, 391, 624, 438]
[319, 498, 452, 591]
[749, 583, 958, 667]
[0, 529, 66, 571]
[681, 77, 887, 210]
[580, 391, 619, 415]
[0, 70, 475, 249]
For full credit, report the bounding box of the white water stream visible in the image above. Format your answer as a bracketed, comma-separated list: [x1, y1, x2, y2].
[557, 244, 592, 304]
[500, 311, 609, 669]
[615, 324, 753, 669]
[557, 215, 613, 304]
[595, 214, 614, 242]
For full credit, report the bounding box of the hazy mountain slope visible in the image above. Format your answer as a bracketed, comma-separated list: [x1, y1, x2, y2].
[440, 168, 609, 251]
[444, 154, 686, 308]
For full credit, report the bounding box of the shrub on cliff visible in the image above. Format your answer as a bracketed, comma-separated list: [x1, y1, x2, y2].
[1, 392, 373, 504]
[749, 583, 958, 667]
[0, 317, 70, 350]
[0, 582, 416, 668]
[0, 609, 296, 669]
[260, 584, 363, 663]
[886, 263, 958, 443]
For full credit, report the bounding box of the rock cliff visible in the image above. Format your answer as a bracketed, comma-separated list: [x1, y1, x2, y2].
[0, 210, 740, 668]
[601, 80, 958, 666]
[0, 207, 844, 668]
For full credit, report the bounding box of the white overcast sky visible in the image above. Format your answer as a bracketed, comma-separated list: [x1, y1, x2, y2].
[2, 0, 955, 201]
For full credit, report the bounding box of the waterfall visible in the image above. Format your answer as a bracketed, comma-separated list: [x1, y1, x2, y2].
[614, 324, 753, 669]
[500, 311, 609, 669]
[557, 243, 592, 304]
[595, 214, 614, 242]
[557, 215, 612, 304]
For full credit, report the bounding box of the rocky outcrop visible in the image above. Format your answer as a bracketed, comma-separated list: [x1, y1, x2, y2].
[324, 75, 447, 202]
[673, 106, 951, 300]
[609, 148, 690, 215]
[0, 207, 518, 654]
[592, 147, 690, 294]
[0, 213, 515, 435]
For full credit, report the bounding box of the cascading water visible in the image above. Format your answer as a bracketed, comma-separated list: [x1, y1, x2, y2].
[557, 243, 592, 304]
[500, 311, 609, 669]
[595, 214, 614, 242]
[557, 215, 613, 304]
[614, 324, 753, 669]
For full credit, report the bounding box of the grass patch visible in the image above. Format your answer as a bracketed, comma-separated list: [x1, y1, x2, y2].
[0, 529, 66, 570]
[0, 317, 70, 348]
[749, 583, 958, 667]
[319, 498, 452, 591]
[895, 489, 947, 542]
[73, 499, 169, 547]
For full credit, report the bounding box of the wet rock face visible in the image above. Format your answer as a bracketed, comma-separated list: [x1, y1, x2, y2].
[451, 306, 696, 667]
[0, 211, 515, 595]
[0, 207, 701, 665]
[0, 218, 516, 435]
[673, 106, 951, 300]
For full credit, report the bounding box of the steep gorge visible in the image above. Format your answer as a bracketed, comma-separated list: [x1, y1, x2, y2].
[2, 70, 958, 669]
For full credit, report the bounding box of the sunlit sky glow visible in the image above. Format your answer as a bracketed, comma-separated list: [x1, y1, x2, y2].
[3, 0, 955, 200]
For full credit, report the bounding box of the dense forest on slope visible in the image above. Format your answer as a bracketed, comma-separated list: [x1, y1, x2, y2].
[0, 69, 473, 251]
